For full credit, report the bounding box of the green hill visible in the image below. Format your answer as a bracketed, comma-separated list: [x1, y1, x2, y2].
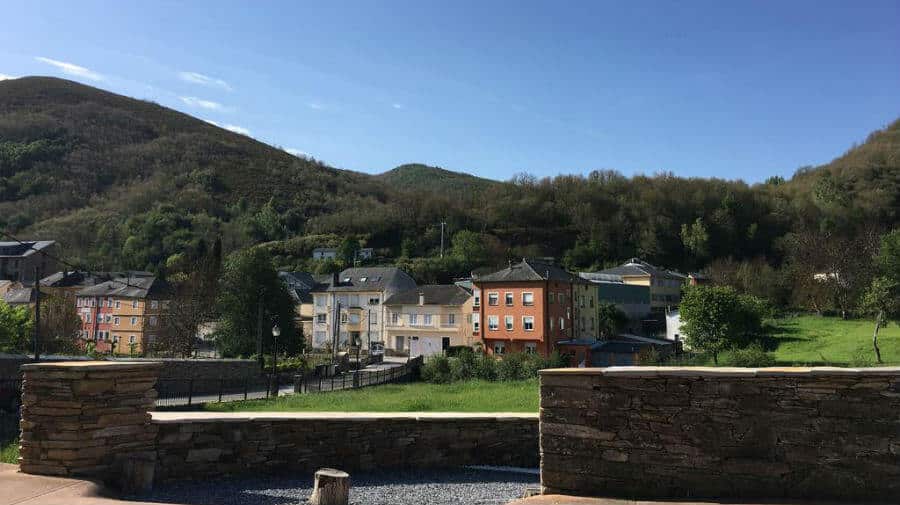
[0, 76, 898, 284]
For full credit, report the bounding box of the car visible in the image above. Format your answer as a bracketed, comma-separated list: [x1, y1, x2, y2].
[369, 341, 385, 356]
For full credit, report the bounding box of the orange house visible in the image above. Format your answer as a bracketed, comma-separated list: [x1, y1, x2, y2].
[473, 259, 577, 357]
[76, 276, 170, 355]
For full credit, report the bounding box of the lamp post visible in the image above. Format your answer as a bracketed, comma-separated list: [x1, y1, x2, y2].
[271, 323, 281, 397]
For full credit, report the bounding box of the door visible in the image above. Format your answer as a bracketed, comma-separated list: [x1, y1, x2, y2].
[395, 335, 405, 351]
[442, 337, 451, 352]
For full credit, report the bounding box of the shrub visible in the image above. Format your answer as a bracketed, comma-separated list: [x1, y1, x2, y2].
[421, 354, 452, 383]
[498, 352, 528, 381]
[724, 343, 775, 367]
[451, 349, 477, 381]
[474, 354, 498, 381]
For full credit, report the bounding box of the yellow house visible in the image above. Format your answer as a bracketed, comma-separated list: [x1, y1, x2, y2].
[596, 258, 686, 313]
[572, 279, 599, 340]
[75, 276, 170, 355]
[383, 285, 474, 357]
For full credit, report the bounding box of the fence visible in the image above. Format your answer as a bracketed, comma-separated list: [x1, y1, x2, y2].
[0, 379, 22, 445]
[155, 357, 423, 407]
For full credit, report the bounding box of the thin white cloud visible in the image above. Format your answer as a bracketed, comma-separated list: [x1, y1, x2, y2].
[224, 124, 250, 135]
[392, 103, 404, 110]
[35, 57, 104, 81]
[180, 96, 224, 110]
[203, 119, 220, 126]
[178, 71, 232, 91]
[0, 74, 16, 81]
[307, 102, 325, 110]
[285, 148, 308, 158]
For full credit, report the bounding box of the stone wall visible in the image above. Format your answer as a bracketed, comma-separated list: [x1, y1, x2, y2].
[153, 412, 538, 480]
[111, 357, 261, 381]
[540, 367, 900, 502]
[18, 361, 161, 478]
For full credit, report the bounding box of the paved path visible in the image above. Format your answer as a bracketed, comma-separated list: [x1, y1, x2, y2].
[0, 463, 161, 505]
[507, 494, 888, 505]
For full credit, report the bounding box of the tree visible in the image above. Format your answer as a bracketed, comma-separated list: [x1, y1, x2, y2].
[37, 292, 82, 355]
[678, 285, 766, 364]
[681, 217, 710, 265]
[338, 237, 360, 265]
[450, 230, 489, 267]
[215, 248, 301, 358]
[859, 277, 899, 364]
[0, 300, 33, 353]
[596, 303, 628, 340]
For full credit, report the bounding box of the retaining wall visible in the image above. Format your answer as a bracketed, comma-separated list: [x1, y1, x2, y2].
[153, 412, 539, 480]
[540, 366, 900, 502]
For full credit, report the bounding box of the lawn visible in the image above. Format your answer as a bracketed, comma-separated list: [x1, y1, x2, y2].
[1, 440, 17, 464]
[205, 379, 539, 413]
[768, 315, 900, 366]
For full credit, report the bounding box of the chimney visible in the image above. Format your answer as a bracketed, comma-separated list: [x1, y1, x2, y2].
[418, 292, 425, 306]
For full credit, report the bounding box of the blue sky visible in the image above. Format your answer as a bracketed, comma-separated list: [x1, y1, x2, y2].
[1, 1, 898, 182]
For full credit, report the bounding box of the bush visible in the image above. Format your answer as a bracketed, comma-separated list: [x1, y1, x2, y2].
[445, 345, 472, 358]
[724, 343, 775, 367]
[497, 352, 527, 381]
[421, 354, 453, 383]
[473, 354, 498, 381]
[451, 349, 477, 381]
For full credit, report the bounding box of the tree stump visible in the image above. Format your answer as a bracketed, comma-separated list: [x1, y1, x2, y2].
[309, 468, 350, 505]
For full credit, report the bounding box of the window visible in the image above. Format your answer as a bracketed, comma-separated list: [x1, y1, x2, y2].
[349, 314, 360, 324]
[473, 290, 480, 307]
[341, 312, 349, 324]
[424, 314, 432, 326]
[473, 314, 480, 332]
[549, 318, 554, 331]
[559, 317, 565, 330]
[316, 314, 327, 324]
[525, 342, 537, 354]
[115, 300, 121, 309]
[505, 292, 514, 306]
[409, 313, 418, 325]
[488, 315, 499, 331]
[105, 314, 111, 323]
[559, 293, 566, 305]
[360, 277, 368, 282]
[447, 313, 456, 326]
[395, 335, 405, 350]
[391, 313, 399, 325]
[368, 297, 380, 305]
[549, 292, 555, 303]
[150, 300, 159, 310]
[315, 296, 326, 307]
[131, 316, 138, 325]
[129, 335, 136, 344]
[493, 342, 506, 355]
[523, 316, 534, 331]
[369, 312, 378, 324]
[522, 292, 534, 306]
[488, 292, 499, 306]
[107, 298, 114, 307]
[149, 316, 158, 326]
[505, 315, 514, 331]
[132, 300, 138, 309]
[114, 317, 120, 326]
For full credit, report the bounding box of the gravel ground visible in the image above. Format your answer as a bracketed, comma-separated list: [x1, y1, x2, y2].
[132, 467, 540, 505]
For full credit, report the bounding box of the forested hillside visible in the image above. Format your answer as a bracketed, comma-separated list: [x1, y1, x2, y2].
[1, 76, 898, 310]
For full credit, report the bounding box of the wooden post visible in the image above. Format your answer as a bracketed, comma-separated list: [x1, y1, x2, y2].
[309, 468, 350, 505]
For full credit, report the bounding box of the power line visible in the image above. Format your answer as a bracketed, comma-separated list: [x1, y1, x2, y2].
[0, 229, 150, 291]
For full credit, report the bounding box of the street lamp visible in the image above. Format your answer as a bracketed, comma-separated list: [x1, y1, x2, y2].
[271, 323, 281, 397]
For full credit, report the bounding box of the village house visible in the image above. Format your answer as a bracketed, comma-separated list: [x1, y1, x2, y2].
[278, 271, 331, 341]
[383, 284, 474, 357]
[310, 267, 416, 351]
[572, 278, 599, 340]
[592, 258, 686, 314]
[473, 259, 577, 356]
[75, 276, 170, 355]
[0, 240, 57, 283]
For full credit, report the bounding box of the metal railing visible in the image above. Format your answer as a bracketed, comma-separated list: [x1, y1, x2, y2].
[296, 358, 421, 393]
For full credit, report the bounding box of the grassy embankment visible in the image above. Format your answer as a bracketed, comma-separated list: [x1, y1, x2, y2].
[766, 315, 900, 366]
[205, 379, 539, 413]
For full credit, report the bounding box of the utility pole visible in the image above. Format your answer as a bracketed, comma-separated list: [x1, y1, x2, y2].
[440, 221, 446, 258]
[331, 300, 342, 362]
[256, 291, 264, 370]
[33, 266, 41, 362]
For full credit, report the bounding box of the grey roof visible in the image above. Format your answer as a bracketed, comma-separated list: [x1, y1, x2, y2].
[76, 276, 170, 299]
[313, 247, 337, 253]
[3, 287, 35, 305]
[579, 272, 625, 283]
[475, 259, 580, 283]
[40, 270, 153, 288]
[0, 240, 55, 258]
[278, 271, 327, 304]
[384, 285, 472, 306]
[596, 258, 686, 280]
[313, 267, 417, 295]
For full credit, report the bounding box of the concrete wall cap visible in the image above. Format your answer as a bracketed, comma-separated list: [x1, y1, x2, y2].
[539, 366, 900, 377]
[150, 411, 538, 424]
[20, 360, 163, 371]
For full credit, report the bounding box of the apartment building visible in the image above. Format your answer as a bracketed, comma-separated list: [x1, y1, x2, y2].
[593, 258, 686, 313]
[278, 271, 331, 341]
[75, 276, 170, 355]
[310, 267, 416, 350]
[572, 279, 599, 340]
[383, 285, 474, 356]
[473, 259, 577, 356]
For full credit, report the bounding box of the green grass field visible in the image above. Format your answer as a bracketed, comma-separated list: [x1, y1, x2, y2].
[205, 379, 539, 413]
[768, 315, 900, 366]
[1, 440, 17, 464]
